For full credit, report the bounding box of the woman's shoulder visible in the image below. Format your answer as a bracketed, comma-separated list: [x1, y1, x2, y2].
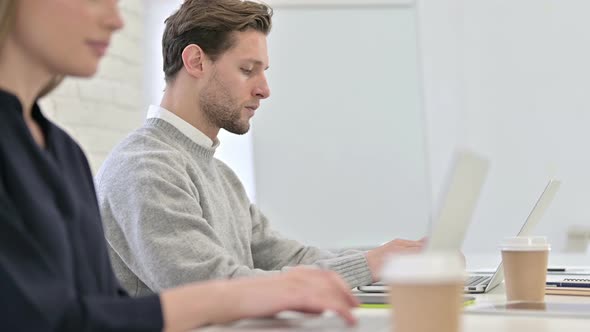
[46, 121, 86, 156]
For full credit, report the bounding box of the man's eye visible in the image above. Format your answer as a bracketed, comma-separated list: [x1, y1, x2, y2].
[241, 68, 253, 75]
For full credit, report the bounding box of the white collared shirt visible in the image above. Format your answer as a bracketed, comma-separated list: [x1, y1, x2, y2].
[146, 105, 219, 148]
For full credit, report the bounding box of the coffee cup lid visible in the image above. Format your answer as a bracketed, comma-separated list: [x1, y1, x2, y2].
[499, 236, 550, 251]
[380, 252, 466, 284]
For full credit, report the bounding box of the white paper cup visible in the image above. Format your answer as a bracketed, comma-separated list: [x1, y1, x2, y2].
[381, 253, 465, 332]
[500, 236, 550, 302]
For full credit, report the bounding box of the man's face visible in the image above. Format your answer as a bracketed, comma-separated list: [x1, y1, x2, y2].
[200, 29, 271, 135]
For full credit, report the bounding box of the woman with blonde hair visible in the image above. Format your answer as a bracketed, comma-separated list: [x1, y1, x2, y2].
[0, 1, 358, 331]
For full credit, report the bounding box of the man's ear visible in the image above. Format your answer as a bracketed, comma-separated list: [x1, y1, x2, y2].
[181, 44, 208, 78]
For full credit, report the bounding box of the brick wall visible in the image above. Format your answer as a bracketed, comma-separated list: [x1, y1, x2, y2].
[40, 0, 146, 174]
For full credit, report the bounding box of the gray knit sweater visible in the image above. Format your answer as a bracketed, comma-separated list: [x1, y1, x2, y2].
[95, 118, 372, 296]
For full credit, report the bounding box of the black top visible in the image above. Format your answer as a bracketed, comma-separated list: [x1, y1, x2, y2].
[0, 89, 163, 331]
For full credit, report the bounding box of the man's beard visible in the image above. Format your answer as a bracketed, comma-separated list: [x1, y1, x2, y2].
[200, 76, 250, 135]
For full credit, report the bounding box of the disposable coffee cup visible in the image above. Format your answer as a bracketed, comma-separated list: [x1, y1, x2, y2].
[500, 236, 550, 302]
[381, 253, 465, 332]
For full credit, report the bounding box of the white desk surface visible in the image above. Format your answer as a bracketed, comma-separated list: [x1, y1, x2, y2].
[196, 253, 590, 331]
[196, 290, 590, 331]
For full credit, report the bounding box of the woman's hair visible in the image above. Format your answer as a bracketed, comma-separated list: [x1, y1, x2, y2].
[0, 1, 16, 47]
[0, 0, 62, 98]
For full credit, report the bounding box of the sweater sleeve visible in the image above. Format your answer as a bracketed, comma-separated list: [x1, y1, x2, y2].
[248, 205, 373, 288]
[0, 184, 163, 332]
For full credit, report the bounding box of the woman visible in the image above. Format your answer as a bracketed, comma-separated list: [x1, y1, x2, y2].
[0, 1, 358, 331]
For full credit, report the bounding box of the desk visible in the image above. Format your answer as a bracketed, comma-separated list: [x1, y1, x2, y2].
[195, 288, 590, 331]
[196, 253, 590, 332]
[195, 254, 590, 331]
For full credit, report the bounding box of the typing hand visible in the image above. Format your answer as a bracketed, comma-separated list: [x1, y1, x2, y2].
[366, 237, 426, 282]
[218, 267, 359, 326]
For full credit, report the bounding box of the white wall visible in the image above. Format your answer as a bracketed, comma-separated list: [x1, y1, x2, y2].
[418, 0, 590, 252]
[415, 0, 462, 205]
[40, 0, 146, 174]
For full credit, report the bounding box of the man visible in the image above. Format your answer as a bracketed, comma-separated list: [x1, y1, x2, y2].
[96, 0, 424, 296]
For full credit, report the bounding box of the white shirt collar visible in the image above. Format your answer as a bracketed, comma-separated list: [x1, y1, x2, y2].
[146, 105, 219, 148]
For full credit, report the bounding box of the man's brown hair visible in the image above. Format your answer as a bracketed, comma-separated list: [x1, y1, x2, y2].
[162, 0, 273, 83]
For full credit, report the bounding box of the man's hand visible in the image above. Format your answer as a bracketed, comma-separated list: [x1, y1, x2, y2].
[366, 238, 427, 282]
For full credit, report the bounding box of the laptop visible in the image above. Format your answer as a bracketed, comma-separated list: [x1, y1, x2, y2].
[359, 178, 561, 294]
[464, 179, 561, 293]
[424, 150, 491, 253]
[357, 149, 490, 294]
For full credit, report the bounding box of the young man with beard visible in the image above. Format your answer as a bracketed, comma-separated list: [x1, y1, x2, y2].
[96, 0, 424, 296]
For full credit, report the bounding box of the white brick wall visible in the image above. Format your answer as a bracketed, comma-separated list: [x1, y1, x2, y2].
[40, 0, 147, 174]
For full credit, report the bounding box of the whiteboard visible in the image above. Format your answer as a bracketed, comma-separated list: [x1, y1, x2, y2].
[252, 4, 430, 248]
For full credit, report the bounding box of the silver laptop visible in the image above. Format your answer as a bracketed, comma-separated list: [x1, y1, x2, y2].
[465, 179, 561, 293]
[357, 150, 490, 294]
[425, 150, 491, 253]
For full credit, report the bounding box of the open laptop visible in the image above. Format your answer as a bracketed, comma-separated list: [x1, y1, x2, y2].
[357, 149, 490, 294]
[358, 178, 561, 295]
[424, 150, 491, 253]
[464, 179, 561, 293]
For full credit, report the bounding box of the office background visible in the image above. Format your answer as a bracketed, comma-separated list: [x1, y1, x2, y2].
[40, 0, 590, 254]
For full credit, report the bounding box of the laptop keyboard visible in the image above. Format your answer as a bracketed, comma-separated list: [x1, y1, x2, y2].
[466, 275, 491, 286]
[367, 276, 492, 289]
